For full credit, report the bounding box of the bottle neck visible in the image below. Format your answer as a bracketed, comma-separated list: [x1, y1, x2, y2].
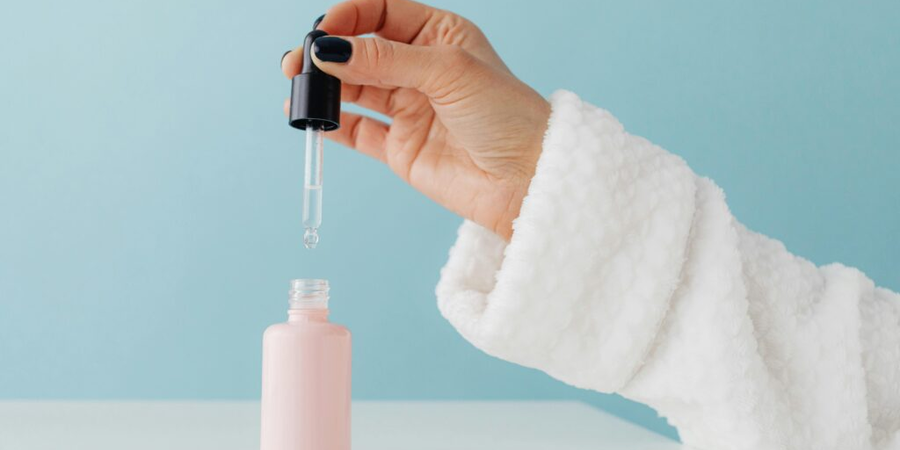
[288, 308, 329, 322]
[288, 278, 329, 311]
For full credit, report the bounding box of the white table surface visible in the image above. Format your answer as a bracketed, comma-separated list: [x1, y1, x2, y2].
[0, 401, 681, 450]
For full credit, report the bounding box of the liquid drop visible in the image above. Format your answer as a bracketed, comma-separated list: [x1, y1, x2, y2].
[303, 228, 319, 249]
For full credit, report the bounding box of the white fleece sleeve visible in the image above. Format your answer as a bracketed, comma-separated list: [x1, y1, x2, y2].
[436, 91, 900, 450]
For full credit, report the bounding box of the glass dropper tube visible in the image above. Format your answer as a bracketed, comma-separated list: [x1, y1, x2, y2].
[302, 123, 324, 249]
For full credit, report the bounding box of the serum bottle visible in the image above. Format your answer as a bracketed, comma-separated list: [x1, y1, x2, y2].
[260, 279, 351, 450]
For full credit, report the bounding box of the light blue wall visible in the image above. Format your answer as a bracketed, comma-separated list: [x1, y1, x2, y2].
[1, 0, 898, 441]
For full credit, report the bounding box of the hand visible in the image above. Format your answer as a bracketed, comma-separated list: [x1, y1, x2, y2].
[282, 0, 550, 240]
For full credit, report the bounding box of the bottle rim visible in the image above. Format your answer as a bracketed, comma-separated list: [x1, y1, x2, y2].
[289, 279, 329, 309]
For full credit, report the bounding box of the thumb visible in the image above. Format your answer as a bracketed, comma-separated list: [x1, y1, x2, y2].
[311, 35, 481, 98]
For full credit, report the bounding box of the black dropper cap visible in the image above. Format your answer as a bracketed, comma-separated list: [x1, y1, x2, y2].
[289, 29, 341, 131]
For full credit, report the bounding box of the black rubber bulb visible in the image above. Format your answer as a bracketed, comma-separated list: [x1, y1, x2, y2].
[289, 29, 341, 131]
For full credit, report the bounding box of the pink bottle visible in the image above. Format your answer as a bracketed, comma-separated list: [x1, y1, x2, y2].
[260, 279, 351, 450]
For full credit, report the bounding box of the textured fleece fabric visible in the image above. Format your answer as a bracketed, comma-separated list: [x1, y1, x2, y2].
[436, 91, 900, 450]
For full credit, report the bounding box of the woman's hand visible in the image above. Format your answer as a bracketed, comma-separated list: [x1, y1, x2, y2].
[281, 0, 550, 240]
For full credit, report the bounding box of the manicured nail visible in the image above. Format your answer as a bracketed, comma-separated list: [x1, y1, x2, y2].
[281, 50, 291, 67]
[313, 37, 351, 63]
[313, 14, 325, 30]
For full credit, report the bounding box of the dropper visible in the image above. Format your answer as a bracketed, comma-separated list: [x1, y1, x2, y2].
[289, 29, 341, 249]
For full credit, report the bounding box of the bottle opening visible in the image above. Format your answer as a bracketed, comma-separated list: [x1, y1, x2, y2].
[289, 279, 329, 310]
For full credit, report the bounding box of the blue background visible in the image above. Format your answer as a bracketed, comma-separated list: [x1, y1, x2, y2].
[2, 0, 898, 441]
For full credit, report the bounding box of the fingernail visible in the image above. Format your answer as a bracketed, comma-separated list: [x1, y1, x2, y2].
[281, 50, 291, 67]
[313, 14, 325, 30]
[313, 37, 351, 63]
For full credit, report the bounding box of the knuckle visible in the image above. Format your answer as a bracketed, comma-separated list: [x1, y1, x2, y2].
[457, 17, 481, 35]
[365, 38, 393, 67]
[418, 11, 480, 46]
[437, 14, 470, 44]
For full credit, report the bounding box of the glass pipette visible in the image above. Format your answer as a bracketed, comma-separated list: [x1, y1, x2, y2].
[288, 27, 341, 249]
[302, 125, 324, 249]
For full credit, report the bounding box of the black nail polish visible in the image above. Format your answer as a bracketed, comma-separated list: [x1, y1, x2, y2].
[313, 14, 325, 30]
[313, 37, 351, 63]
[281, 50, 291, 66]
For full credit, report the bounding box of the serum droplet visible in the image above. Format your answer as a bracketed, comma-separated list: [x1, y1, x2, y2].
[303, 228, 319, 249]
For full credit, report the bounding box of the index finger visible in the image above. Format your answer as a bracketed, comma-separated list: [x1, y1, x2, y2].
[282, 45, 304, 79]
[318, 0, 437, 43]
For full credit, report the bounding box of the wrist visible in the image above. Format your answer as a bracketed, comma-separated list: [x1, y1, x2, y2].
[492, 179, 530, 240]
[495, 97, 550, 240]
